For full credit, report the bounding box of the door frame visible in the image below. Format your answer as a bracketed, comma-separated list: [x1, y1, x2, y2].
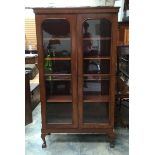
[77, 14, 117, 129]
[35, 14, 78, 129]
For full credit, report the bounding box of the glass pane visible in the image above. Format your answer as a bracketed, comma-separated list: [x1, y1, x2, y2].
[83, 79, 110, 95]
[45, 80, 72, 96]
[83, 19, 111, 57]
[83, 102, 109, 123]
[42, 19, 71, 58]
[47, 102, 72, 124]
[44, 60, 71, 74]
[84, 59, 110, 74]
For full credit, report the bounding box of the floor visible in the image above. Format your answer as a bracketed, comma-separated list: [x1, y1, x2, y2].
[25, 103, 129, 155]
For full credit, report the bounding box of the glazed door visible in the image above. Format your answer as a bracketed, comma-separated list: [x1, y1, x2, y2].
[37, 15, 78, 128]
[77, 14, 117, 128]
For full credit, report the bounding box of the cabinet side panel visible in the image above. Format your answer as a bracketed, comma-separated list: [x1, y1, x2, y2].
[109, 13, 118, 126]
[35, 15, 47, 130]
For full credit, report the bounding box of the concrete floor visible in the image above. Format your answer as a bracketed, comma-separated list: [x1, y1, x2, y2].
[25, 103, 129, 155]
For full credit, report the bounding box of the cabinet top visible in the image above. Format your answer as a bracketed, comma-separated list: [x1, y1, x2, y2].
[33, 7, 119, 15]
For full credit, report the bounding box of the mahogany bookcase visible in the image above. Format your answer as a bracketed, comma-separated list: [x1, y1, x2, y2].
[33, 7, 119, 148]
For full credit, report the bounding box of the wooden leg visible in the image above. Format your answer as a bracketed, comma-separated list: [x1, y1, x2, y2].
[108, 131, 115, 148]
[41, 133, 47, 148]
[110, 139, 115, 148]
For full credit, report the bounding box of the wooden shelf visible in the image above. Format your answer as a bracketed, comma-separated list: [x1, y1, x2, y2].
[84, 56, 110, 60]
[44, 57, 71, 60]
[47, 95, 72, 102]
[45, 79, 71, 81]
[45, 74, 71, 80]
[83, 37, 111, 40]
[84, 74, 110, 79]
[84, 78, 109, 81]
[45, 73, 71, 76]
[84, 74, 110, 76]
[84, 95, 110, 102]
[44, 37, 71, 41]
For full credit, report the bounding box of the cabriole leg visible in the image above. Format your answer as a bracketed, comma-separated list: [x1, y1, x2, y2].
[41, 133, 47, 148]
[108, 132, 115, 148]
[110, 139, 115, 148]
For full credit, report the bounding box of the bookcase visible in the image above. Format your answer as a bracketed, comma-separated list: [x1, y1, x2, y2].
[33, 7, 119, 148]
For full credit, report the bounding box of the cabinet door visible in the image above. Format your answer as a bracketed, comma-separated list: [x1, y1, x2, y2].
[37, 15, 78, 128]
[77, 14, 117, 128]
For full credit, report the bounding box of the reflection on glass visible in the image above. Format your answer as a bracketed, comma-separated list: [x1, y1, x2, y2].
[83, 79, 110, 95]
[47, 103, 72, 124]
[46, 80, 72, 96]
[84, 60, 110, 74]
[83, 103, 109, 123]
[42, 19, 71, 58]
[83, 19, 111, 57]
